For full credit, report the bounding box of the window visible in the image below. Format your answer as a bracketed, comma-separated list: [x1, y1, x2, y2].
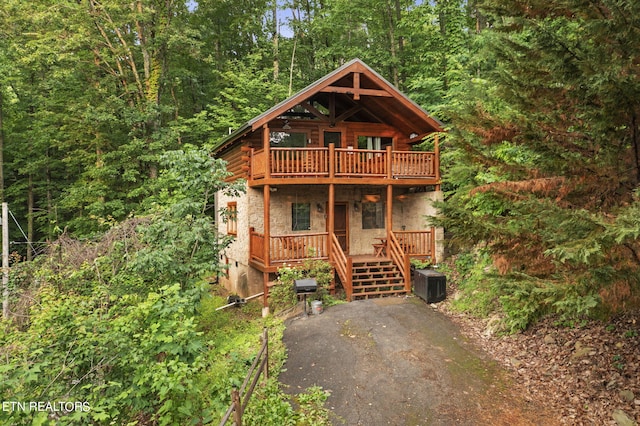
[357, 136, 392, 150]
[270, 131, 307, 147]
[324, 131, 342, 147]
[362, 202, 385, 229]
[292, 203, 311, 231]
[226, 202, 238, 235]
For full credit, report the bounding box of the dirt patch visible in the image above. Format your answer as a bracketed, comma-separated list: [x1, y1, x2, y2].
[440, 303, 640, 425]
[280, 297, 557, 425]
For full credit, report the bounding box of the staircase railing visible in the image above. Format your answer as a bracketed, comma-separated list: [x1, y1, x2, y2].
[388, 232, 411, 293]
[330, 233, 352, 300]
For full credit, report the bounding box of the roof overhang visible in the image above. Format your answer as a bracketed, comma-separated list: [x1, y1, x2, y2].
[212, 59, 444, 154]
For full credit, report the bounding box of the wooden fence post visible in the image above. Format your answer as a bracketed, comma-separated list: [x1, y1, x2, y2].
[232, 388, 242, 426]
[262, 328, 269, 381]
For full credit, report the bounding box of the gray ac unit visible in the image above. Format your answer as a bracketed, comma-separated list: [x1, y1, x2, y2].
[413, 269, 446, 303]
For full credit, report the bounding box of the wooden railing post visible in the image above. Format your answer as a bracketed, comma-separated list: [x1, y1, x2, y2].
[232, 388, 242, 426]
[328, 143, 335, 178]
[431, 226, 437, 263]
[346, 256, 353, 301]
[386, 145, 393, 179]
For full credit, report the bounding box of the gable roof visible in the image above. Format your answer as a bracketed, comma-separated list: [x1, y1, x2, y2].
[213, 58, 444, 153]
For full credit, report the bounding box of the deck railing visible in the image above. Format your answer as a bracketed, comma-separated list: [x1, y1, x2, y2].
[249, 229, 329, 265]
[271, 148, 329, 176]
[249, 228, 265, 263]
[392, 229, 436, 259]
[270, 232, 328, 262]
[335, 148, 387, 177]
[249, 146, 436, 181]
[392, 152, 436, 177]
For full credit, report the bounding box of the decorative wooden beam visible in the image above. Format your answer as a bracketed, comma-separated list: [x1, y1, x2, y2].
[334, 105, 363, 123]
[320, 86, 393, 98]
[300, 101, 329, 121]
[353, 72, 361, 100]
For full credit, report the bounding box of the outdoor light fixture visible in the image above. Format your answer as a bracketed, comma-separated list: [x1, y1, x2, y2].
[282, 120, 291, 130]
[317, 203, 323, 213]
[354, 201, 359, 212]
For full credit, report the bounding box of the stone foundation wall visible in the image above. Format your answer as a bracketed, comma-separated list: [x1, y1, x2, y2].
[215, 184, 445, 296]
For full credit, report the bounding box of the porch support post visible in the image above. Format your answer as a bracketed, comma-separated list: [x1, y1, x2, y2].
[263, 124, 271, 179]
[328, 183, 335, 260]
[264, 185, 271, 267]
[386, 184, 393, 241]
[263, 184, 271, 309]
[434, 133, 440, 191]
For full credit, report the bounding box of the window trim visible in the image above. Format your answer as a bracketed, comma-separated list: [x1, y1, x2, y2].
[226, 202, 238, 235]
[291, 202, 311, 231]
[361, 201, 385, 229]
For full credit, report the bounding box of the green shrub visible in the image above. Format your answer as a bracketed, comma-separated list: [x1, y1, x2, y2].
[270, 260, 336, 313]
[447, 249, 601, 333]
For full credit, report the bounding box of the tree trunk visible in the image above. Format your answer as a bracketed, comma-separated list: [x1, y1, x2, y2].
[273, 0, 279, 80]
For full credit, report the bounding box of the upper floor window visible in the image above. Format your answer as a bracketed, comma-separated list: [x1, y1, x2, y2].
[226, 202, 238, 235]
[270, 131, 307, 147]
[357, 136, 392, 150]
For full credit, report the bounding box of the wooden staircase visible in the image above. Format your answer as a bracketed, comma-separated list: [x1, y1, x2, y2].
[350, 258, 407, 300]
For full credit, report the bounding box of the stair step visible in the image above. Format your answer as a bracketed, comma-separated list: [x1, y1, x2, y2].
[352, 277, 403, 285]
[351, 289, 408, 300]
[352, 272, 402, 279]
[353, 266, 397, 273]
[349, 257, 406, 301]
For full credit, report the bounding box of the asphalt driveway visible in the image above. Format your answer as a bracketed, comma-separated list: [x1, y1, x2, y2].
[279, 297, 555, 425]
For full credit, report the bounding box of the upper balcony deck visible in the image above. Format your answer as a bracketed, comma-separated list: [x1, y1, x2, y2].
[246, 145, 439, 187]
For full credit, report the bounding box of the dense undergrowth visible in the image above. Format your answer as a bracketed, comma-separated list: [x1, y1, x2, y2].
[442, 249, 616, 334]
[0, 235, 331, 425]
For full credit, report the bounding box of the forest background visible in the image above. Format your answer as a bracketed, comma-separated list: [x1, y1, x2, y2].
[0, 0, 639, 424]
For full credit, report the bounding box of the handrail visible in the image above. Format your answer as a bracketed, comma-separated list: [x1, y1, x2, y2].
[220, 328, 269, 426]
[388, 232, 410, 292]
[330, 233, 352, 300]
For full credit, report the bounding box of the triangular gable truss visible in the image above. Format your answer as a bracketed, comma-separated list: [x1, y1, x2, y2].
[214, 59, 443, 153]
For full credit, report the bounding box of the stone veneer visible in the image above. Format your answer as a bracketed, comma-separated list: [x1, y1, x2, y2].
[216, 183, 444, 297]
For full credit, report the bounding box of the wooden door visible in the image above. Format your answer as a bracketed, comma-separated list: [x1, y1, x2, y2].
[332, 202, 349, 252]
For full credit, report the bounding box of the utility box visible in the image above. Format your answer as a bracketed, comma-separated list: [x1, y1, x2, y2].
[413, 269, 446, 304]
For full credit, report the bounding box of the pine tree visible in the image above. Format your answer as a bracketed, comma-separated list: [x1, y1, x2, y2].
[439, 0, 640, 324]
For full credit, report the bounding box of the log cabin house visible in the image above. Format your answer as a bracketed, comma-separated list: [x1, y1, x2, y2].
[212, 59, 444, 309]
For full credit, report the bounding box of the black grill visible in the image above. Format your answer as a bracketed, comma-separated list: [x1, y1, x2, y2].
[293, 278, 317, 293]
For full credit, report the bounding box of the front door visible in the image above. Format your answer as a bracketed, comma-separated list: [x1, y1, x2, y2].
[332, 202, 349, 253]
